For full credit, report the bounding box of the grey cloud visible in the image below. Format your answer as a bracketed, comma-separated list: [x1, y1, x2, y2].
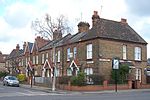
[125, 0, 150, 16]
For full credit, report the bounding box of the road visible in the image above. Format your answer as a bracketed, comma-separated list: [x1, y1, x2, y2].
[0, 84, 150, 100]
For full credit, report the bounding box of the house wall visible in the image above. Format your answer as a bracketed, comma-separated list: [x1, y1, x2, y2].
[98, 39, 147, 83]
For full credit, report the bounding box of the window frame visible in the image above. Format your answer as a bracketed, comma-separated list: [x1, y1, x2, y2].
[123, 45, 127, 60]
[67, 48, 71, 61]
[42, 53, 45, 64]
[33, 56, 35, 64]
[73, 47, 77, 59]
[57, 50, 60, 62]
[86, 44, 93, 59]
[134, 47, 141, 61]
[36, 55, 38, 64]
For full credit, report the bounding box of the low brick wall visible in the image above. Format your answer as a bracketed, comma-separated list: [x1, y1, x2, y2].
[140, 84, 150, 89]
[56, 80, 132, 91]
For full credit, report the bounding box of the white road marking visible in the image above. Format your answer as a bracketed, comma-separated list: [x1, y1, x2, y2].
[0, 91, 77, 98]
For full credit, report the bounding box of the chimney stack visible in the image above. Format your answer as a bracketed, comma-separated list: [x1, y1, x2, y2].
[121, 18, 127, 24]
[53, 30, 62, 40]
[16, 44, 20, 51]
[23, 42, 26, 51]
[77, 22, 90, 33]
[92, 11, 100, 27]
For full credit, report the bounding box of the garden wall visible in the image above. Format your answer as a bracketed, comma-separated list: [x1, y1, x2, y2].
[56, 80, 133, 91]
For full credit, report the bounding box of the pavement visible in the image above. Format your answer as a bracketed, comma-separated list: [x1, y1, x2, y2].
[1, 81, 150, 94]
[20, 83, 150, 94]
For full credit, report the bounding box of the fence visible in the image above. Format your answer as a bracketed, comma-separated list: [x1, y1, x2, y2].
[34, 77, 52, 88]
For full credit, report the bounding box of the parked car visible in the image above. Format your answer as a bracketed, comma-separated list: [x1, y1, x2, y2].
[3, 76, 19, 87]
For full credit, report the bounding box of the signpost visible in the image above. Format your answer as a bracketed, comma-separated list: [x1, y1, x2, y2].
[112, 58, 119, 92]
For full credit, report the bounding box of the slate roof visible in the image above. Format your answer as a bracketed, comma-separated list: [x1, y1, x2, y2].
[39, 34, 72, 51]
[39, 18, 147, 51]
[0, 52, 5, 63]
[28, 42, 33, 53]
[81, 18, 147, 44]
[7, 49, 24, 60]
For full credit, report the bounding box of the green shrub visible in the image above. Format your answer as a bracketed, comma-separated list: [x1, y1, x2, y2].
[111, 64, 129, 84]
[17, 74, 26, 82]
[71, 72, 86, 86]
[0, 71, 9, 78]
[89, 74, 104, 85]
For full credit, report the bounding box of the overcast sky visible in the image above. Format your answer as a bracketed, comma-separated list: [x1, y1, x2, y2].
[0, 0, 150, 58]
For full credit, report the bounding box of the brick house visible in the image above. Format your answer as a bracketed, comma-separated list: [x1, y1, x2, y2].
[0, 51, 8, 72]
[6, 11, 147, 85]
[35, 11, 147, 84]
[6, 44, 24, 75]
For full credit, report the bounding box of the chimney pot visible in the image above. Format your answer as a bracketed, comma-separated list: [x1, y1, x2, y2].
[16, 44, 20, 50]
[121, 18, 127, 24]
[92, 11, 100, 27]
[77, 22, 90, 33]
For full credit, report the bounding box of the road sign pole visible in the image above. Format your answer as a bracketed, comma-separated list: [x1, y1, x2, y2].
[115, 69, 118, 92]
[112, 57, 119, 92]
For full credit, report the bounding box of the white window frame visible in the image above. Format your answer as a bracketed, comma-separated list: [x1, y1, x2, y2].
[28, 57, 30, 62]
[123, 45, 127, 60]
[21, 59, 24, 66]
[56, 68, 60, 77]
[25, 57, 28, 66]
[67, 48, 71, 61]
[33, 56, 35, 64]
[134, 47, 141, 61]
[46, 52, 48, 59]
[84, 68, 93, 75]
[36, 55, 38, 64]
[87, 44, 92, 59]
[19, 59, 21, 66]
[42, 53, 45, 64]
[67, 68, 72, 76]
[57, 50, 60, 62]
[73, 47, 77, 59]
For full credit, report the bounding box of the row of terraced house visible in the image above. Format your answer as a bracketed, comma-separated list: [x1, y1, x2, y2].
[5, 11, 149, 89]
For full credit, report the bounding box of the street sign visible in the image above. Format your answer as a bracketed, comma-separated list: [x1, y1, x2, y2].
[145, 68, 150, 76]
[113, 59, 119, 69]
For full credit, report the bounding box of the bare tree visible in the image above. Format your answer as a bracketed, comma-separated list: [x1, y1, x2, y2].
[31, 14, 71, 91]
[32, 14, 71, 40]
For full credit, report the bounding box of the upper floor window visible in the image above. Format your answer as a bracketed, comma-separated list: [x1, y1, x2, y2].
[28, 57, 30, 62]
[21, 59, 24, 66]
[87, 44, 92, 59]
[134, 47, 141, 61]
[67, 48, 71, 61]
[33, 56, 35, 64]
[57, 50, 60, 62]
[36, 55, 38, 64]
[123, 45, 127, 60]
[42, 53, 45, 64]
[25, 57, 28, 66]
[46, 52, 48, 59]
[73, 47, 77, 59]
[19, 59, 21, 66]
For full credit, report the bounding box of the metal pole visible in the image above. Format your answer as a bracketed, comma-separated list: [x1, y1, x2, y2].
[52, 46, 56, 91]
[31, 73, 33, 88]
[115, 69, 118, 92]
